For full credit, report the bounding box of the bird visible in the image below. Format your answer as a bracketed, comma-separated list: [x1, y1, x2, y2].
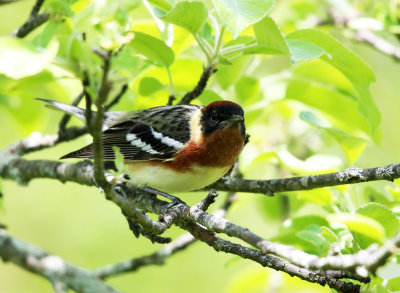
[38, 99, 247, 194]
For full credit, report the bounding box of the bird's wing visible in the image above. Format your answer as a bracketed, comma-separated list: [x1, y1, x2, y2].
[61, 104, 202, 161]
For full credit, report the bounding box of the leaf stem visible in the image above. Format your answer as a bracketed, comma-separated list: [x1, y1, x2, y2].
[221, 42, 258, 55]
[166, 67, 175, 96]
[213, 26, 225, 60]
[195, 34, 212, 64]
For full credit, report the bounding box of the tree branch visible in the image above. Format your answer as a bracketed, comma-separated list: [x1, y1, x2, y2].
[177, 64, 217, 105]
[326, 0, 400, 61]
[207, 164, 400, 194]
[13, 0, 49, 38]
[3, 127, 87, 157]
[0, 229, 118, 293]
[58, 91, 85, 132]
[95, 190, 235, 279]
[90, 50, 112, 193]
[94, 232, 194, 279]
[181, 221, 360, 293]
[105, 84, 128, 111]
[3, 138, 400, 291]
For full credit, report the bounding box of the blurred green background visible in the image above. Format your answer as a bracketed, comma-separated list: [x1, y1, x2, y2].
[1, 0, 400, 292]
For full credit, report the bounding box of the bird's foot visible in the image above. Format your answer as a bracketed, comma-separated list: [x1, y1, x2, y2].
[141, 186, 187, 206]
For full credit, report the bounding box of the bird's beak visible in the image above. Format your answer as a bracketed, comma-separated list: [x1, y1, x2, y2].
[223, 115, 243, 126]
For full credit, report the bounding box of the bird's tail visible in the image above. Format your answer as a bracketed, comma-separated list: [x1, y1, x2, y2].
[36, 98, 89, 123]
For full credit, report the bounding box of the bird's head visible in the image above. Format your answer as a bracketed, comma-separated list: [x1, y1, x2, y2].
[200, 101, 246, 138]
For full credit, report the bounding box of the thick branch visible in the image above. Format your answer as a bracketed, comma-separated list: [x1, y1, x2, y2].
[2, 145, 399, 291]
[0, 229, 118, 293]
[207, 164, 400, 194]
[94, 190, 233, 279]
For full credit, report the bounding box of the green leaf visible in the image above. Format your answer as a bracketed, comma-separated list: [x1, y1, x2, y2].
[218, 55, 233, 65]
[139, 77, 164, 96]
[296, 225, 330, 255]
[295, 188, 333, 206]
[354, 203, 400, 248]
[378, 263, 400, 280]
[300, 111, 367, 163]
[226, 268, 268, 293]
[321, 226, 339, 243]
[253, 16, 289, 55]
[376, 284, 389, 293]
[198, 89, 223, 105]
[33, 21, 62, 47]
[289, 215, 329, 230]
[271, 216, 330, 254]
[364, 187, 392, 206]
[276, 146, 341, 174]
[215, 56, 251, 89]
[286, 38, 324, 62]
[286, 78, 370, 135]
[235, 76, 261, 106]
[286, 29, 380, 134]
[130, 32, 175, 67]
[45, 0, 74, 16]
[257, 196, 286, 220]
[329, 213, 386, 243]
[112, 146, 125, 172]
[148, 0, 173, 11]
[224, 256, 242, 268]
[0, 37, 58, 79]
[387, 277, 400, 292]
[212, 0, 275, 39]
[158, 1, 208, 34]
[113, 46, 148, 76]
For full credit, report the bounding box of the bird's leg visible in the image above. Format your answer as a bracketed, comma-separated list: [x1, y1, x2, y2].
[141, 187, 187, 206]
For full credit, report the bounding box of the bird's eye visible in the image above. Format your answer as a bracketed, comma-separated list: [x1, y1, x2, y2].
[211, 112, 219, 121]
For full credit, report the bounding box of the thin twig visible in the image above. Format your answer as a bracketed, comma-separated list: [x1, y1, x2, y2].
[195, 189, 218, 211]
[13, 0, 49, 38]
[105, 84, 128, 111]
[113, 186, 169, 236]
[58, 91, 85, 132]
[83, 72, 93, 131]
[31, 0, 45, 15]
[167, 94, 175, 106]
[94, 233, 194, 279]
[177, 64, 217, 105]
[125, 216, 172, 244]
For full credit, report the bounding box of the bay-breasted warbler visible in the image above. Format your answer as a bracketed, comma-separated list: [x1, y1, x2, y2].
[39, 99, 247, 193]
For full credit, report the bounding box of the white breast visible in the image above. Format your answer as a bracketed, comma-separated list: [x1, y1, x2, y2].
[125, 163, 230, 193]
